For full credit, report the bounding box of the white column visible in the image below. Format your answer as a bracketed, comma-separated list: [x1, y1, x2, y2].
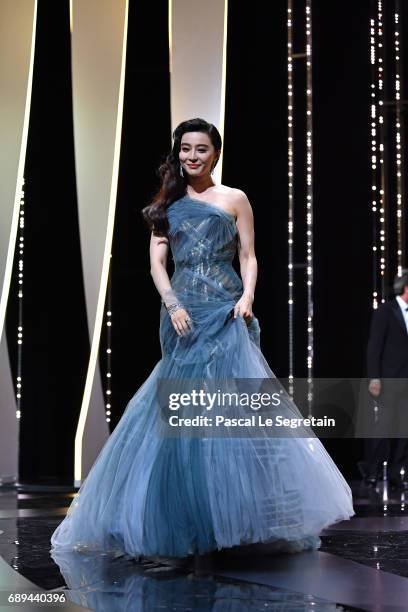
[170, 0, 228, 183]
[0, 0, 37, 484]
[71, 0, 129, 483]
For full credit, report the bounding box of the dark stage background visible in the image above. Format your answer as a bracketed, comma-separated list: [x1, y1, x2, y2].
[5, 0, 407, 484]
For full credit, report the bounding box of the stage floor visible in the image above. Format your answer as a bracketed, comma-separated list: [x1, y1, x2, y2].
[0, 480, 407, 611]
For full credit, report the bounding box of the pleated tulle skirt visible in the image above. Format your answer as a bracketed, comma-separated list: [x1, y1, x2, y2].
[50, 290, 354, 558]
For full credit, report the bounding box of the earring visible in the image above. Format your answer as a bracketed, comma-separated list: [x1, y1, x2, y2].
[179, 164, 184, 177]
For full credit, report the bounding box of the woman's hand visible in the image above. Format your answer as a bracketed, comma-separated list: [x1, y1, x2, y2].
[233, 294, 254, 321]
[170, 307, 193, 337]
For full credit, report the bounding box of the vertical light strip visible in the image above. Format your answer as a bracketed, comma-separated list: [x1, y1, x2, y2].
[394, 1, 403, 275]
[287, 0, 294, 384]
[168, 0, 173, 72]
[370, 8, 379, 310]
[0, 1, 37, 346]
[168, 0, 173, 141]
[69, 0, 73, 34]
[377, 0, 387, 302]
[168, 3, 172, 71]
[74, 0, 129, 484]
[305, 0, 314, 411]
[216, 0, 229, 183]
[104, 279, 112, 424]
[15, 180, 25, 420]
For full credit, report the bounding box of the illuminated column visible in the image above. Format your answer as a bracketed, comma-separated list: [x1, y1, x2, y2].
[71, 0, 129, 484]
[394, 1, 404, 275]
[287, 0, 314, 408]
[287, 0, 294, 383]
[377, 1, 387, 302]
[370, 0, 406, 309]
[0, 0, 37, 484]
[370, 11, 379, 309]
[369, 0, 387, 307]
[104, 283, 113, 425]
[15, 183, 25, 423]
[169, 0, 228, 183]
[305, 0, 314, 408]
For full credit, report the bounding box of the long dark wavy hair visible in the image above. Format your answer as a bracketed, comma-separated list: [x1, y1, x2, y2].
[142, 118, 222, 237]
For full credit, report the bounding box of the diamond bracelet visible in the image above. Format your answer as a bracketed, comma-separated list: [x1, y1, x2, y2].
[166, 302, 184, 316]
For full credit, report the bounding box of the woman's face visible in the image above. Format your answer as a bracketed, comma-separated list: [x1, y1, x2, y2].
[179, 131, 219, 178]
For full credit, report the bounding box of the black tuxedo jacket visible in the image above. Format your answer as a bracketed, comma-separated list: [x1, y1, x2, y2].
[367, 298, 408, 378]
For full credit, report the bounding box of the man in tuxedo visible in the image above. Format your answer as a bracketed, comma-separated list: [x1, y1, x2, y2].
[364, 269, 408, 487]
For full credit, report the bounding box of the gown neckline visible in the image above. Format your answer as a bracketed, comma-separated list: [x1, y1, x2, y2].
[182, 195, 237, 223]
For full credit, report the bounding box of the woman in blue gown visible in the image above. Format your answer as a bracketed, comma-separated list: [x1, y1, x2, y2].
[50, 118, 354, 559]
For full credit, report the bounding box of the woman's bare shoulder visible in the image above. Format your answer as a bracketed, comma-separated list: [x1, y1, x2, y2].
[216, 184, 248, 198]
[216, 185, 250, 207]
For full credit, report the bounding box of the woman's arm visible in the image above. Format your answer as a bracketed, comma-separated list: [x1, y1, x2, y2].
[149, 232, 192, 336]
[232, 190, 258, 320]
[149, 233, 176, 307]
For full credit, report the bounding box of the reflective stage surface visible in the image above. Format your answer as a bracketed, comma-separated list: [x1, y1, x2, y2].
[1, 481, 408, 611]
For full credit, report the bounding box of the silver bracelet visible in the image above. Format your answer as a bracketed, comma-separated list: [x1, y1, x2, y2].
[166, 302, 184, 316]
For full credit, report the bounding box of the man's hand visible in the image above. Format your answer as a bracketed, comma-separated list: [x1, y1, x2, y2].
[368, 379, 381, 397]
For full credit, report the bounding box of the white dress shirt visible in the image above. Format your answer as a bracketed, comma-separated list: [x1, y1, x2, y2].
[396, 295, 408, 334]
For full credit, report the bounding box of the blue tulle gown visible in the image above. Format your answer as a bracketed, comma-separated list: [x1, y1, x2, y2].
[50, 195, 354, 558]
